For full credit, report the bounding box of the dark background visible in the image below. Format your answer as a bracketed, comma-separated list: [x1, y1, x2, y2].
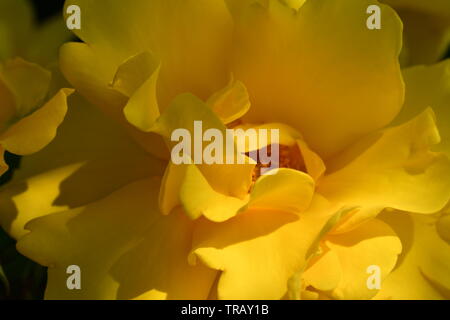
[31, 0, 65, 22]
[0, 0, 450, 300]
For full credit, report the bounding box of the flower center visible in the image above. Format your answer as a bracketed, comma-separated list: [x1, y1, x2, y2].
[227, 120, 307, 185]
[249, 144, 305, 183]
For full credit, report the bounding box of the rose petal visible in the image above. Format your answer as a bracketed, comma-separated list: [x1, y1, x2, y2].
[324, 218, 402, 299]
[231, 0, 404, 158]
[1, 88, 72, 155]
[375, 211, 450, 299]
[394, 60, 450, 156]
[62, 0, 233, 109]
[319, 109, 450, 215]
[17, 178, 216, 299]
[0, 58, 51, 117]
[191, 194, 337, 299]
[0, 95, 164, 239]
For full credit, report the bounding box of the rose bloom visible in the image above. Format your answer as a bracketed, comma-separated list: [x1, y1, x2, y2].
[0, 0, 449, 300]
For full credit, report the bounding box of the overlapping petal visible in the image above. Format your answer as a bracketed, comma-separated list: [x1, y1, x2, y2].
[382, 0, 450, 65]
[0, 94, 164, 239]
[206, 78, 251, 125]
[0, 58, 51, 117]
[394, 60, 450, 156]
[155, 93, 254, 201]
[178, 163, 249, 222]
[1, 88, 72, 155]
[191, 194, 337, 299]
[231, 0, 404, 158]
[319, 109, 450, 217]
[304, 218, 402, 299]
[302, 249, 341, 293]
[61, 0, 233, 111]
[17, 178, 216, 299]
[374, 211, 450, 299]
[0, 58, 73, 181]
[0, 0, 448, 301]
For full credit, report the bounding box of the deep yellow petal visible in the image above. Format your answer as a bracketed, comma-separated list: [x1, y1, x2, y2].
[122, 63, 161, 132]
[160, 161, 249, 222]
[0, 94, 164, 240]
[179, 163, 248, 222]
[394, 60, 450, 156]
[62, 0, 233, 109]
[0, 58, 51, 117]
[17, 178, 216, 299]
[232, 0, 404, 158]
[1, 88, 72, 155]
[375, 211, 450, 299]
[206, 78, 251, 124]
[191, 194, 336, 299]
[324, 219, 402, 299]
[319, 109, 450, 215]
[302, 249, 342, 292]
[159, 161, 185, 215]
[297, 139, 326, 182]
[247, 168, 314, 214]
[59, 43, 167, 159]
[154, 93, 255, 199]
[162, 164, 315, 223]
[233, 122, 303, 151]
[60, 42, 126, 112]
[111, 51, 159, 98]
[330, 207, 384, 235]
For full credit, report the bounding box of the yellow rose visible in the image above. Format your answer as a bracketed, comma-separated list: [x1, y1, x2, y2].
[1, 0, 449, 300]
